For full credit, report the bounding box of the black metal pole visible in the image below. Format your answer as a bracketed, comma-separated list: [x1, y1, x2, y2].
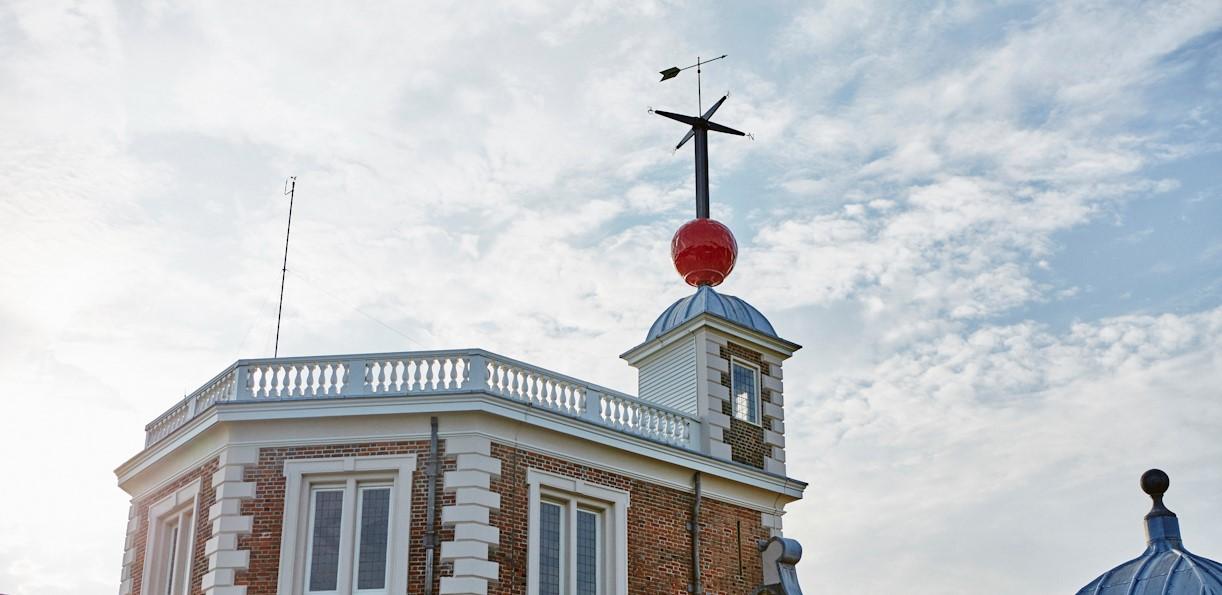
[424, 416, 439, 594]
[274, 177, 295, 358]
[694, 128, 710, 219]
[692, 471, 703, 594]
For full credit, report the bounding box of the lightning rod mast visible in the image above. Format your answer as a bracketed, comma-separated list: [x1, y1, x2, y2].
[274, 176, 295, 358]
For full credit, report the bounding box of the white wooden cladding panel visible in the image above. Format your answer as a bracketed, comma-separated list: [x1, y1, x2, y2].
[636, 337, 698, 416]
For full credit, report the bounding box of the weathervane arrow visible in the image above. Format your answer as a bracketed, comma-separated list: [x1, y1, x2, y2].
[655, 54, 744, 219]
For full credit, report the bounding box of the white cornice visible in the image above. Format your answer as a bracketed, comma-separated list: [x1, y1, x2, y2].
[115, 392, 806, 504]
[621, 312, 802, 364]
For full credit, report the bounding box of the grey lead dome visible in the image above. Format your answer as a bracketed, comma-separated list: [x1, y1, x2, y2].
[1077, 470, 1222, 594]
[647, 285, 777, 341]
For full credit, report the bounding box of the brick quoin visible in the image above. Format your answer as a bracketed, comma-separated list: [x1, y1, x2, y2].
[128, 457, 218, 595]
[489, 442, 769, 595]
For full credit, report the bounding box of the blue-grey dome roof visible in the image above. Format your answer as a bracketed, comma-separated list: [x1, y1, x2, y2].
[1078, 471, 1222, 595]
[646, 285, 777, 341]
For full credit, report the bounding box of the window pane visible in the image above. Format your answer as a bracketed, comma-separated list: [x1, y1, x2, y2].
[164, 525, 179, 595]
[576, 510, 599, 595]
[539, 502, 562, 595]
[732, 363, 758, 423]
[356, 487, 391, 590]
[309, 490, 344, 592]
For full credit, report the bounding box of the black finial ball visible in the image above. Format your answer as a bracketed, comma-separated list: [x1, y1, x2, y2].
[1141, 469, 1170, 497]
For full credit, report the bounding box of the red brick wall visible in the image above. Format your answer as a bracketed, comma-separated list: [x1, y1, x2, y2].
[234, 440, 453, 594]
[128, 438, 773, 595]
[488, 442, 769, 595]
[127, 457, 218, 595]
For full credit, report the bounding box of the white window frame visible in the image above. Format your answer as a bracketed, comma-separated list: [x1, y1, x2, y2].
[730, 358, 762, 425]
[140, 479, 201, 595]
[526, 469, 629, 595]
[277, 455, 416, 595]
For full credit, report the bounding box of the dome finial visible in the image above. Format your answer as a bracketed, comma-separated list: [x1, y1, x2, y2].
[1142, 468, 1174, 519]
[1075, 470, 1222, 594]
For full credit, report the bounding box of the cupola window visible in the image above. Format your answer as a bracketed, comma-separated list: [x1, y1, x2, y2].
[731, 360, 760, 424]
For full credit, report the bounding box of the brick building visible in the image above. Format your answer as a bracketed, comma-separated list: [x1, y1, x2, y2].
[115, 85, 805, 595]
[113, 279, 804, 595]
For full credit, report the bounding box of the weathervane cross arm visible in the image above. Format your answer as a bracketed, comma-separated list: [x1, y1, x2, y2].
[654, 110, 704, 128]
[705, 120, 746, 136]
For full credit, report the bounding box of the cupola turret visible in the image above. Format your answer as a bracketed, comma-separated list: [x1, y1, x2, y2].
[624, 72, 800, 480]
[1077, 469, 1222, 594]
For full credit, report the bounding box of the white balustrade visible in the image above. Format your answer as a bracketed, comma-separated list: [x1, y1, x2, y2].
[485, 358, 584, 416]
[597, 393, 692, 447]
[244, 360, 351, 399]
[144, 350, 697, 451]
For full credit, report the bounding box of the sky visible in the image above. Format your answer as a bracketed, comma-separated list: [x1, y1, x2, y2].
[1, 0, 1220, 593]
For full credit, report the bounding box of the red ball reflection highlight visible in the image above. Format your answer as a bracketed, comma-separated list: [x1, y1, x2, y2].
[671, 218, 738, 287]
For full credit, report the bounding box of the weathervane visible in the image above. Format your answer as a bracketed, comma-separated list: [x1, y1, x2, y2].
[654, 54, 744, 287]
[656, 54, 746, 219]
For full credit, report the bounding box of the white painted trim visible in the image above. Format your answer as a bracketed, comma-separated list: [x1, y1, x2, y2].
[119, 504, 140, 595]
[439, 436, 501, 595]
[276, 454, 417, 595]
[117, 394, 803, 496]
[729, 358, 763, 426]
[525, 469, 630, 595]
[140, 479, 202, 595]
[118, 415, 802, 520]
[204, 446, 256, 595]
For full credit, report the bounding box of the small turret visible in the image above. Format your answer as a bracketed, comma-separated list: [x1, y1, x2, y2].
[1076, 469, 1222, 594]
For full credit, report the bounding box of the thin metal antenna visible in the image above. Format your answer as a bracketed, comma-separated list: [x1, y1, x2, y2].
[697, 55, 702, 114]
[273, 176, 296, 358]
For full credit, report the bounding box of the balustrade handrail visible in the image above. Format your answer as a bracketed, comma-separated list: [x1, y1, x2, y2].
[144, 361, 240, 432]
[143, 348, 699, 449]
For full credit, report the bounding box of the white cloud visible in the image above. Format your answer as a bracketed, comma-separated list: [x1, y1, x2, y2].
[0, 1, 1220, 593]
[786, 307, 1222, 593]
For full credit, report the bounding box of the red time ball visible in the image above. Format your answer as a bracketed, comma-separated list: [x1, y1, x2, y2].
[671, 218, 738, 287]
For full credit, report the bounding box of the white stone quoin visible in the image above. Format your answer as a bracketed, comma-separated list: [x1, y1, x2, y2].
[440, 435, 502, 595]
[205, 446, 257, 595]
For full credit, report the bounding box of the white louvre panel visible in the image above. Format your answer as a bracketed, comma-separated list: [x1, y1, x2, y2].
[637, 337, 697, 415]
